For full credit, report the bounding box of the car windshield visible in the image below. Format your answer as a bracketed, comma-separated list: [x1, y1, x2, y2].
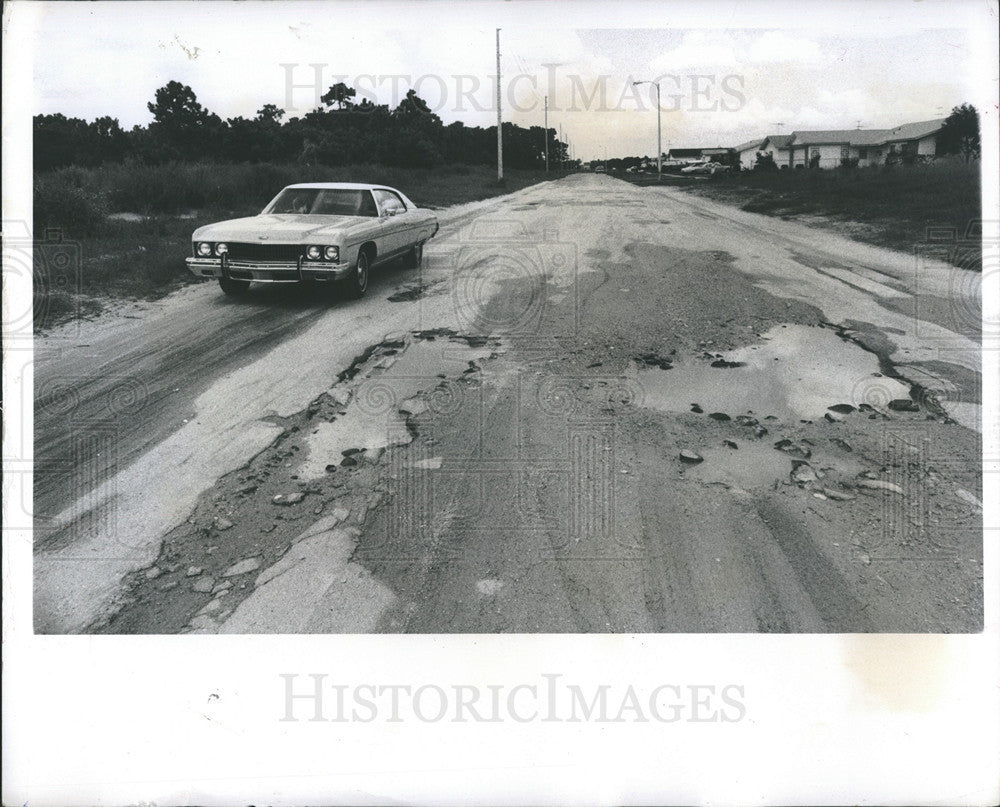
[265, 188, 378, 217]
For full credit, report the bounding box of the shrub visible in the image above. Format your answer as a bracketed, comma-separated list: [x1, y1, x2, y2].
[33, 175, 108, 236]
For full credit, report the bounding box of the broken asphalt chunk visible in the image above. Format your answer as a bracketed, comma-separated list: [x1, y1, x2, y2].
[679, 449, 704, 464]
[791, 462, 818, 485]
[888, 398, 919, 412]
[272, 492, 305, 506]
[775, 439, 811, 459]
[856, 478, 904, 494]
[223, 557, 262, 577]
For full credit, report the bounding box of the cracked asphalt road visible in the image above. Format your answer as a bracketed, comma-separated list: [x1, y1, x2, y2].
[33, 174, 983, 633]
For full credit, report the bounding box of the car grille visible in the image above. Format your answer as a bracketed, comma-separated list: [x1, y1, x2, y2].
[227, 243, 302, 262]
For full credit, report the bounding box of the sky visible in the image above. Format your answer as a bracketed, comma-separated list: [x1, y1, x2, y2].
[23, 0, 993, 161]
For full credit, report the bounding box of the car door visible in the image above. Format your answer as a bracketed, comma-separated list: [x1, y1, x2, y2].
[373, 189, 411, 257]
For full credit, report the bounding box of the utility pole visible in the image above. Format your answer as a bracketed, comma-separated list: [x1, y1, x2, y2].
[544, 95, 549, 172]
[496, 28, 503, 181]
[634, 80, 662, 180]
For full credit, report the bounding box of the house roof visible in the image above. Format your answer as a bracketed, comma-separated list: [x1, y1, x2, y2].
[881, 117, 946, 143]
[666, 148, 704, 157]
[734, 138, 764, 153]
[761, 134, 793, 149]
[788, 128, 890, 147]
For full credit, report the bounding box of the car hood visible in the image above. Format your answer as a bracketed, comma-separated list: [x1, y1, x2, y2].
[192, 213, 368, 242]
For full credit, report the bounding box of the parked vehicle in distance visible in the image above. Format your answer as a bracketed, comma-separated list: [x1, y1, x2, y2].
[186, 183, 439, 298]
[680, 161, 730, 175]
[595, 164, 607, 173]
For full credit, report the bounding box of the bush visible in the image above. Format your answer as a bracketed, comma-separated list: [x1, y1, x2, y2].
[754, 152, 778, 172]
[33, 175, 108, 236]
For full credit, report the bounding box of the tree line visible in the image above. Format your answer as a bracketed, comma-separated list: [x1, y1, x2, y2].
[34, 80, 571, 172]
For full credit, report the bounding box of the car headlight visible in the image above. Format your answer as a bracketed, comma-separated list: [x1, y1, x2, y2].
[305, 245, 321, 260]
[324, 246, 339, 261]
[197, 242, 213, 256]
[215, 243, 228, 256]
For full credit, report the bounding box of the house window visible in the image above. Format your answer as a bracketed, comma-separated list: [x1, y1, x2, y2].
[858, 148, 868, 159]
[840, 145, 849, 160]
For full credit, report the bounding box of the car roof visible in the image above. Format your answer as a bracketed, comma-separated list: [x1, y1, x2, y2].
[283, 183, 397, 192]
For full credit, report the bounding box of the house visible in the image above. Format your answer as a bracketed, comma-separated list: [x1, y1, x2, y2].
[664, 148, 704, 162]
[786, 128, 889, 169]
[701, 147, 736, 166]
[665, 146, 737, 166]
[757, 134, 792, 167]
[784, 118, 947, 169]
[880, 118, 946, 160]
[735, 138, 763, 170]
[735, 134, 792, 169]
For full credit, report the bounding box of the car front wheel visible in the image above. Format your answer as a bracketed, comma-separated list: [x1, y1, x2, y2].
[346, 250, 370, 298]
[219, 277, 251, 296]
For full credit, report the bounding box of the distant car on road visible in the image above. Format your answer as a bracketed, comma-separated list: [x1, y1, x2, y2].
[594, 164, 606, 173]
[680, 162, 731, 175]
[186, 183, 439, 297]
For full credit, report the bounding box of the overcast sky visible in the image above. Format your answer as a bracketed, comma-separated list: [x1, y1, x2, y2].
[24, 0, 992, 160]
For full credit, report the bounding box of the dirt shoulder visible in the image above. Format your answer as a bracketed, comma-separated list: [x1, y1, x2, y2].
[661, 160, 982, 271]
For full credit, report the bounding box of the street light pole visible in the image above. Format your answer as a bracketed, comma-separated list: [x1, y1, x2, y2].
[544, 95, 549, 172]
[634, 80, 662, 180]
[496, 28, 503, 181]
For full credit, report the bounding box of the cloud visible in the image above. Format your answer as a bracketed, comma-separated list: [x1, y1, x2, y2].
[648, 31, 740, 73]
[748, 31, 824, 64]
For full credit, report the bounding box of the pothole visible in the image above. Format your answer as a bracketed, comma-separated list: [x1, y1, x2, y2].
[629, 323, 911, 422]
[296, 333, 502, 480]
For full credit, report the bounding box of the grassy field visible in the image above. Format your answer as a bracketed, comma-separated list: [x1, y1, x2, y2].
[672, 159, 982, 270]
[33, 162, 572, 328]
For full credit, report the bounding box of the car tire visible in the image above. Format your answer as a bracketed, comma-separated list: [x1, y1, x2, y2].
[405, 242, 423, 269]
[346, 250, 370, 298]
[219, 277, 251, 296]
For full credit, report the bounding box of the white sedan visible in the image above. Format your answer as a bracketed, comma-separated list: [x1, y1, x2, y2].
[186, 182, 439, 297]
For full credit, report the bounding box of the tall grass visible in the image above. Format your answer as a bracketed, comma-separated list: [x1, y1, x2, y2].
[35, 161, 569, 235]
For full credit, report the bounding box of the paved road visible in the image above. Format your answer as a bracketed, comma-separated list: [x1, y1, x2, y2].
[33, 174, 983, 633]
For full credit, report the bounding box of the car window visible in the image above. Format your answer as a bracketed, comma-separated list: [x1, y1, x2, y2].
[266, 188, 379, 217]
[313, 190, 378, 216]
[374, 189, 407, 215]
[268, 188, 320, 214]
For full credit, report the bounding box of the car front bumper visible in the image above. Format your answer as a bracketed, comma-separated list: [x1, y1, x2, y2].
[186, 256, 352, 283]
